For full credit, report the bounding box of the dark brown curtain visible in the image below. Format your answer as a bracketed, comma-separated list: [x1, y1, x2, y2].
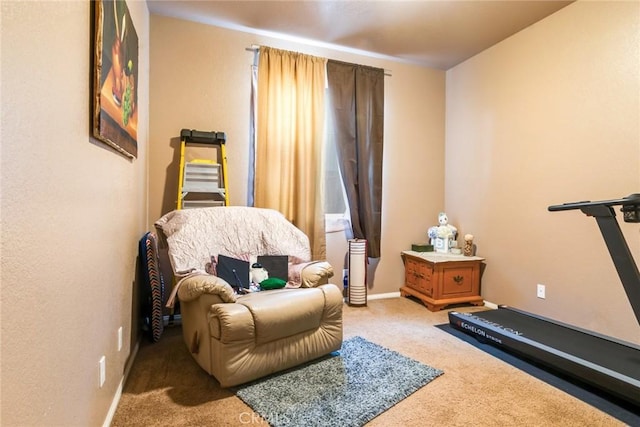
[326, 60, 384, 258]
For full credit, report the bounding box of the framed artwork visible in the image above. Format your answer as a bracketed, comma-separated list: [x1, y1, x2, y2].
[92, 0, 138, 158]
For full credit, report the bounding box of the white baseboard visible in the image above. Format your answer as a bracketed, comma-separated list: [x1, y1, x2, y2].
[368, 291, 401, 300]
[368, 293, 497, 309]
[483, 300, 499, 309]
[102, 340, 140, 427]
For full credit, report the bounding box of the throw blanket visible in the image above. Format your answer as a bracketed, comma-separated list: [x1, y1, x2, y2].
[155, 207, 312, 275]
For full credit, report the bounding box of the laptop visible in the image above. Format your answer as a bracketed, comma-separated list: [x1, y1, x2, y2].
[257, 255, 289, 282]
[217, 254, 250, 290]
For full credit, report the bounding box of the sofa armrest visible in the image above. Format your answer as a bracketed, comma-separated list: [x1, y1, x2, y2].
[208, 303, 255, 342]
[177, 274, 237, 304]
[301, 261, 334, 287]
[318, 283, 343, 321]
[288, 261, 334, 288]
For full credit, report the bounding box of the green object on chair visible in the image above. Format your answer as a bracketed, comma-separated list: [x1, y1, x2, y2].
[260, 277, 287, 290]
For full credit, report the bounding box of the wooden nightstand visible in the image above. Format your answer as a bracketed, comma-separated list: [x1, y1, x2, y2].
[400, 251, 485, 311]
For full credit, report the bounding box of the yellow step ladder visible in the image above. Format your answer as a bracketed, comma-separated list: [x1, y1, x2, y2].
[177, 129, 229, 209]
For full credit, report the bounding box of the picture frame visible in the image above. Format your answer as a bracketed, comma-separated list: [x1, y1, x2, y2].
[92, 0, 139, 158]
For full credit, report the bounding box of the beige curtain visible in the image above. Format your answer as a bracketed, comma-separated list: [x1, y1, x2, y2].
[255, 47, 327, 259]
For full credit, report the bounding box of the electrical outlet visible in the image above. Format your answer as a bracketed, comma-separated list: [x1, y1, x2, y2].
[117, 327, 123, 352]
[537, 284, 546, 299]
[99, 356, 106, 387]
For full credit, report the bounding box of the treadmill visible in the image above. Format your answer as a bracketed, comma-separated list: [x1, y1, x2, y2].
[449, 194, 640, 408]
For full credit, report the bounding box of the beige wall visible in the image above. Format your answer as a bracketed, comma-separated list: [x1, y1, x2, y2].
[149, 16, 446, 295]
[1, 1, 149, 425]
[446, 1, 640, 343]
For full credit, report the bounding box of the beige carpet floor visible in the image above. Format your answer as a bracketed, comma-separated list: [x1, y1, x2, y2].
[111, 297, 625, 426]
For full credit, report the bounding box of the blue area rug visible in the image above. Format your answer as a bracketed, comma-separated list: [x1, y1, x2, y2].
[233, 336, 443, 427]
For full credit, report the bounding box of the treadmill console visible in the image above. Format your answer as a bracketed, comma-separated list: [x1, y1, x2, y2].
[621, 193, 640, 223]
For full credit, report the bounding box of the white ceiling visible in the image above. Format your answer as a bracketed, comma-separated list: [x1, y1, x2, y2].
[147, 0, 574, 70]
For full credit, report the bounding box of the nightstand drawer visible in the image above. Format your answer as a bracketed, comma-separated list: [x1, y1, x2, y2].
[442, 266, 473, 296]
[405, 258, 420, 289]
[405, 258, 432, 294]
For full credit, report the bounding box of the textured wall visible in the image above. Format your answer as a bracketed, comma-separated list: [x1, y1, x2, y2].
[445, 1, 640, 343]
[1, 1, 149, 425]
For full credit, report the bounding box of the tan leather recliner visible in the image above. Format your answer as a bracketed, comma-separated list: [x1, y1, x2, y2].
[155, 207, 344, 387]
[176, 274, 343, 387]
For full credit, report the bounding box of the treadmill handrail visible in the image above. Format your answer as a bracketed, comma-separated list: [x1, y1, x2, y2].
[548, 193, 640, 212]
[549, 194, 640, 327]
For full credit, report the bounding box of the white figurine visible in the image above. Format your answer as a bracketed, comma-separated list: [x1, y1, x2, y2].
[250, 263, 269, 284]
[427, 212, 458, 253]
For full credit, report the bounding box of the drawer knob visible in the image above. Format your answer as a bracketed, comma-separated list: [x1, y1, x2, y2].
[453, 275, 464, 284]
